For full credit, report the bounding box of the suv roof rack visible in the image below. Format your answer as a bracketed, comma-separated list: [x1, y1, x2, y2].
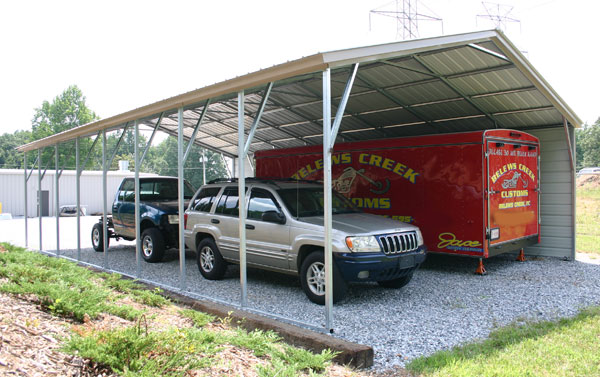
[207, 177, 322, 186]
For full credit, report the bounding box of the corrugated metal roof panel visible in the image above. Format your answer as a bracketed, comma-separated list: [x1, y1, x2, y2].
[473, 89, 553, 113]
[386, 80, 458, 105]
[494, 108, 563, 128]
[418, 45, 511, 76]
[448, 66, 531, 95]
[411, 100, 481, 121]
[17, 29, 581, 153]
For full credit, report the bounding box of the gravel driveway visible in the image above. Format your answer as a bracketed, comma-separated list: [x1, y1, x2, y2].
[3, 217, 600, 370]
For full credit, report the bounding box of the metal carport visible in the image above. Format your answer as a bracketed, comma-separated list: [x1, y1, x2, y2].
[16, 29, 581, 332]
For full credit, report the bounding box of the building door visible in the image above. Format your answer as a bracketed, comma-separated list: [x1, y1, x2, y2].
[38, 190, 49, 216]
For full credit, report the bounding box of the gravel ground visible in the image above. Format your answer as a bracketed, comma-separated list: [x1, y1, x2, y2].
[3, 217, 600, 370]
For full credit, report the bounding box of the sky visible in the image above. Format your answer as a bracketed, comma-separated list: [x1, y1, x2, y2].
[0, 0, 598, 137]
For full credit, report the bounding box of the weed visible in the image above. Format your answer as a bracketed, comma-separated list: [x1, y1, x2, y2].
[180, 308, 215, 327]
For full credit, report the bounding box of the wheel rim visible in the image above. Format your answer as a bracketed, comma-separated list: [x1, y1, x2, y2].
[200, 246, 215, 272]
[142, 236, 153, 257]
[92, 228, 100, 247]
[306, 261, 325, 296]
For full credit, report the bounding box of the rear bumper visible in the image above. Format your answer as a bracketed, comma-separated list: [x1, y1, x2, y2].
[487, 235, 539, 257]
[334, 246, 427, 282]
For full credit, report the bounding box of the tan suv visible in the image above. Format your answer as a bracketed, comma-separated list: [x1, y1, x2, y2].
[184, 178, 426, 304]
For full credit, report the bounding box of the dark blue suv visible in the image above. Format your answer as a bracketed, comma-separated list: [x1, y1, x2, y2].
[91, 176, 194, 262]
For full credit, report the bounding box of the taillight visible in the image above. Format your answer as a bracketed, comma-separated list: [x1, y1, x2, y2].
[184, 213, 188, 229]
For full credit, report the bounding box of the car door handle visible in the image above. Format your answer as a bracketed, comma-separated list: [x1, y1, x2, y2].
[211, 219, 220, 224]
[246, 224, 255, 230]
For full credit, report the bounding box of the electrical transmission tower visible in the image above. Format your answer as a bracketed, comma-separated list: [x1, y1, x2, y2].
[370, 0, 443, 40]
[476, 2, 521, 31]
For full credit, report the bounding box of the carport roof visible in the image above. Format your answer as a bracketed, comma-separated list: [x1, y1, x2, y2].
[17, 29, 581, 155]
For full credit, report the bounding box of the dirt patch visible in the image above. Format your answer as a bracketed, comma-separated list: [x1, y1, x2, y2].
[0, 293, 116, 377]
[0, 291, 388, 376]
[577, 174, 600, 188]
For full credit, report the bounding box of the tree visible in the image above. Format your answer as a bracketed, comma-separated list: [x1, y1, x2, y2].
[146, 136, 229, 189]
[31, 85, 99, 170]
[0, 130, 32, 169]
[578, 117, 600, 169]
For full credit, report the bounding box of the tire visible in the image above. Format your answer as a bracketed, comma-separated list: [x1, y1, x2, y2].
[377, 273, 413, 289]
[196, 239, 227, 280]
[300, 251, 347, 305]
[91, 223, 109, 252]
[140, 228, 165, 263]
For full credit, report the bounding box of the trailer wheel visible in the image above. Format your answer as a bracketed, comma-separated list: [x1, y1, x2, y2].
[377, 273, 413, 289]
[300, 251, 347, 305]
[140, 228, 165, 263]
[91, 223, 109, 252]
[196, 239, 227, 280]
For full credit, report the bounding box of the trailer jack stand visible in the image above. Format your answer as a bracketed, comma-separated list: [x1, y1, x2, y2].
[516, 248, 526, 262]
[475, 258, 487, 275]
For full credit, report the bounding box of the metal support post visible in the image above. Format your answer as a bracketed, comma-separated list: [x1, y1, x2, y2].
[177, 107, 186, 291]
[134, 121, 141, 278]
[202, 150, 206, 185]
[55, 144, 60, 256]
[140, 113, 164, 164]
[102, 130, 108, 268]
[23, 152, 28, 247]
[238, 90, 248, 308]
[38, 149, 42, 251]
[330, 64, 358, 149]
[183, 100, 211, 163]
[322, 69, 334, 332]
[107, 123, 129, 168]
[76, 138, 81, 261]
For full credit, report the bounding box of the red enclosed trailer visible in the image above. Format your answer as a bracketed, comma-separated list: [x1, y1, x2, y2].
[255, 130, 540, 264]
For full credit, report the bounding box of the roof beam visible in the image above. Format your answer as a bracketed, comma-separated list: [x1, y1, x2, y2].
[467, 43, 510, 62]
[412, 55, 502, 128]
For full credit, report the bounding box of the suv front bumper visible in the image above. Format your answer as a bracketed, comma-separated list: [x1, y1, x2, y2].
[334, 246, 427, 282]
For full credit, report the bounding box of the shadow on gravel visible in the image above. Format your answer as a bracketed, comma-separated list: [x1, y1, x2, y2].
[420, 253, 531, 274]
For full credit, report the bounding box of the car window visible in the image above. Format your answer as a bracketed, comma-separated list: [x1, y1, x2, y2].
[248, 188, 282, 220]
[215, 187, 239, 216]
[120, 180, 135, 202]
[277, 187, 360, 217]
[191, 187, 220, 212]
[138, 179, 195, 201]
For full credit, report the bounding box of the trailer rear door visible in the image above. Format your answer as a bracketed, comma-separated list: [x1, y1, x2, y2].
[486, 134, 540, 249]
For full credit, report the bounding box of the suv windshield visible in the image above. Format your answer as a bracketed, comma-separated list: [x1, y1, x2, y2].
[277, 187, 360, 217]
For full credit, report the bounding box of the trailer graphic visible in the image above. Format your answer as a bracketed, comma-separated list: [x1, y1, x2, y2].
[255, 129, 540, 259]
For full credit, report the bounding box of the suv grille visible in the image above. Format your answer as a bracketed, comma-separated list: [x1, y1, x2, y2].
[377, 232, 419, 254]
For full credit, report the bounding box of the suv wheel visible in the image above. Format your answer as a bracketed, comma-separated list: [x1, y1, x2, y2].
[141, 228, 165, 263]
[377, 273, 413, 289]
[197, 239, 227, 280]
[300, 251, 347, 305]
[91, 223, 109, 252]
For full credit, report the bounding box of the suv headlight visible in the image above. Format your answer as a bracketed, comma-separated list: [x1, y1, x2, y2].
[168, 215, 179, 224]
[416, 230, 424, 246]
[345, 236, 381, 253]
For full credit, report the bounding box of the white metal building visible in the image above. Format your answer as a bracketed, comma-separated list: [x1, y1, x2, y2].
[0, 169, 156, 217]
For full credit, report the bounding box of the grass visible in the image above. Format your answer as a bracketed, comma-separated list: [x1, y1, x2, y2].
[406, 306, 600, 376]
[0, 242, 167, 321]
[405, 185, 600, 376]
[576, 186, 600, 256]
[0, 243, 336, 376]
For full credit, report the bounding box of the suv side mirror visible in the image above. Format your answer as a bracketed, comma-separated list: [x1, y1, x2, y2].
[262, 210, 286, 224]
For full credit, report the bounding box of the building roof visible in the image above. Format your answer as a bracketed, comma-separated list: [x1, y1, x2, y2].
[17, 29, 581, 156]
